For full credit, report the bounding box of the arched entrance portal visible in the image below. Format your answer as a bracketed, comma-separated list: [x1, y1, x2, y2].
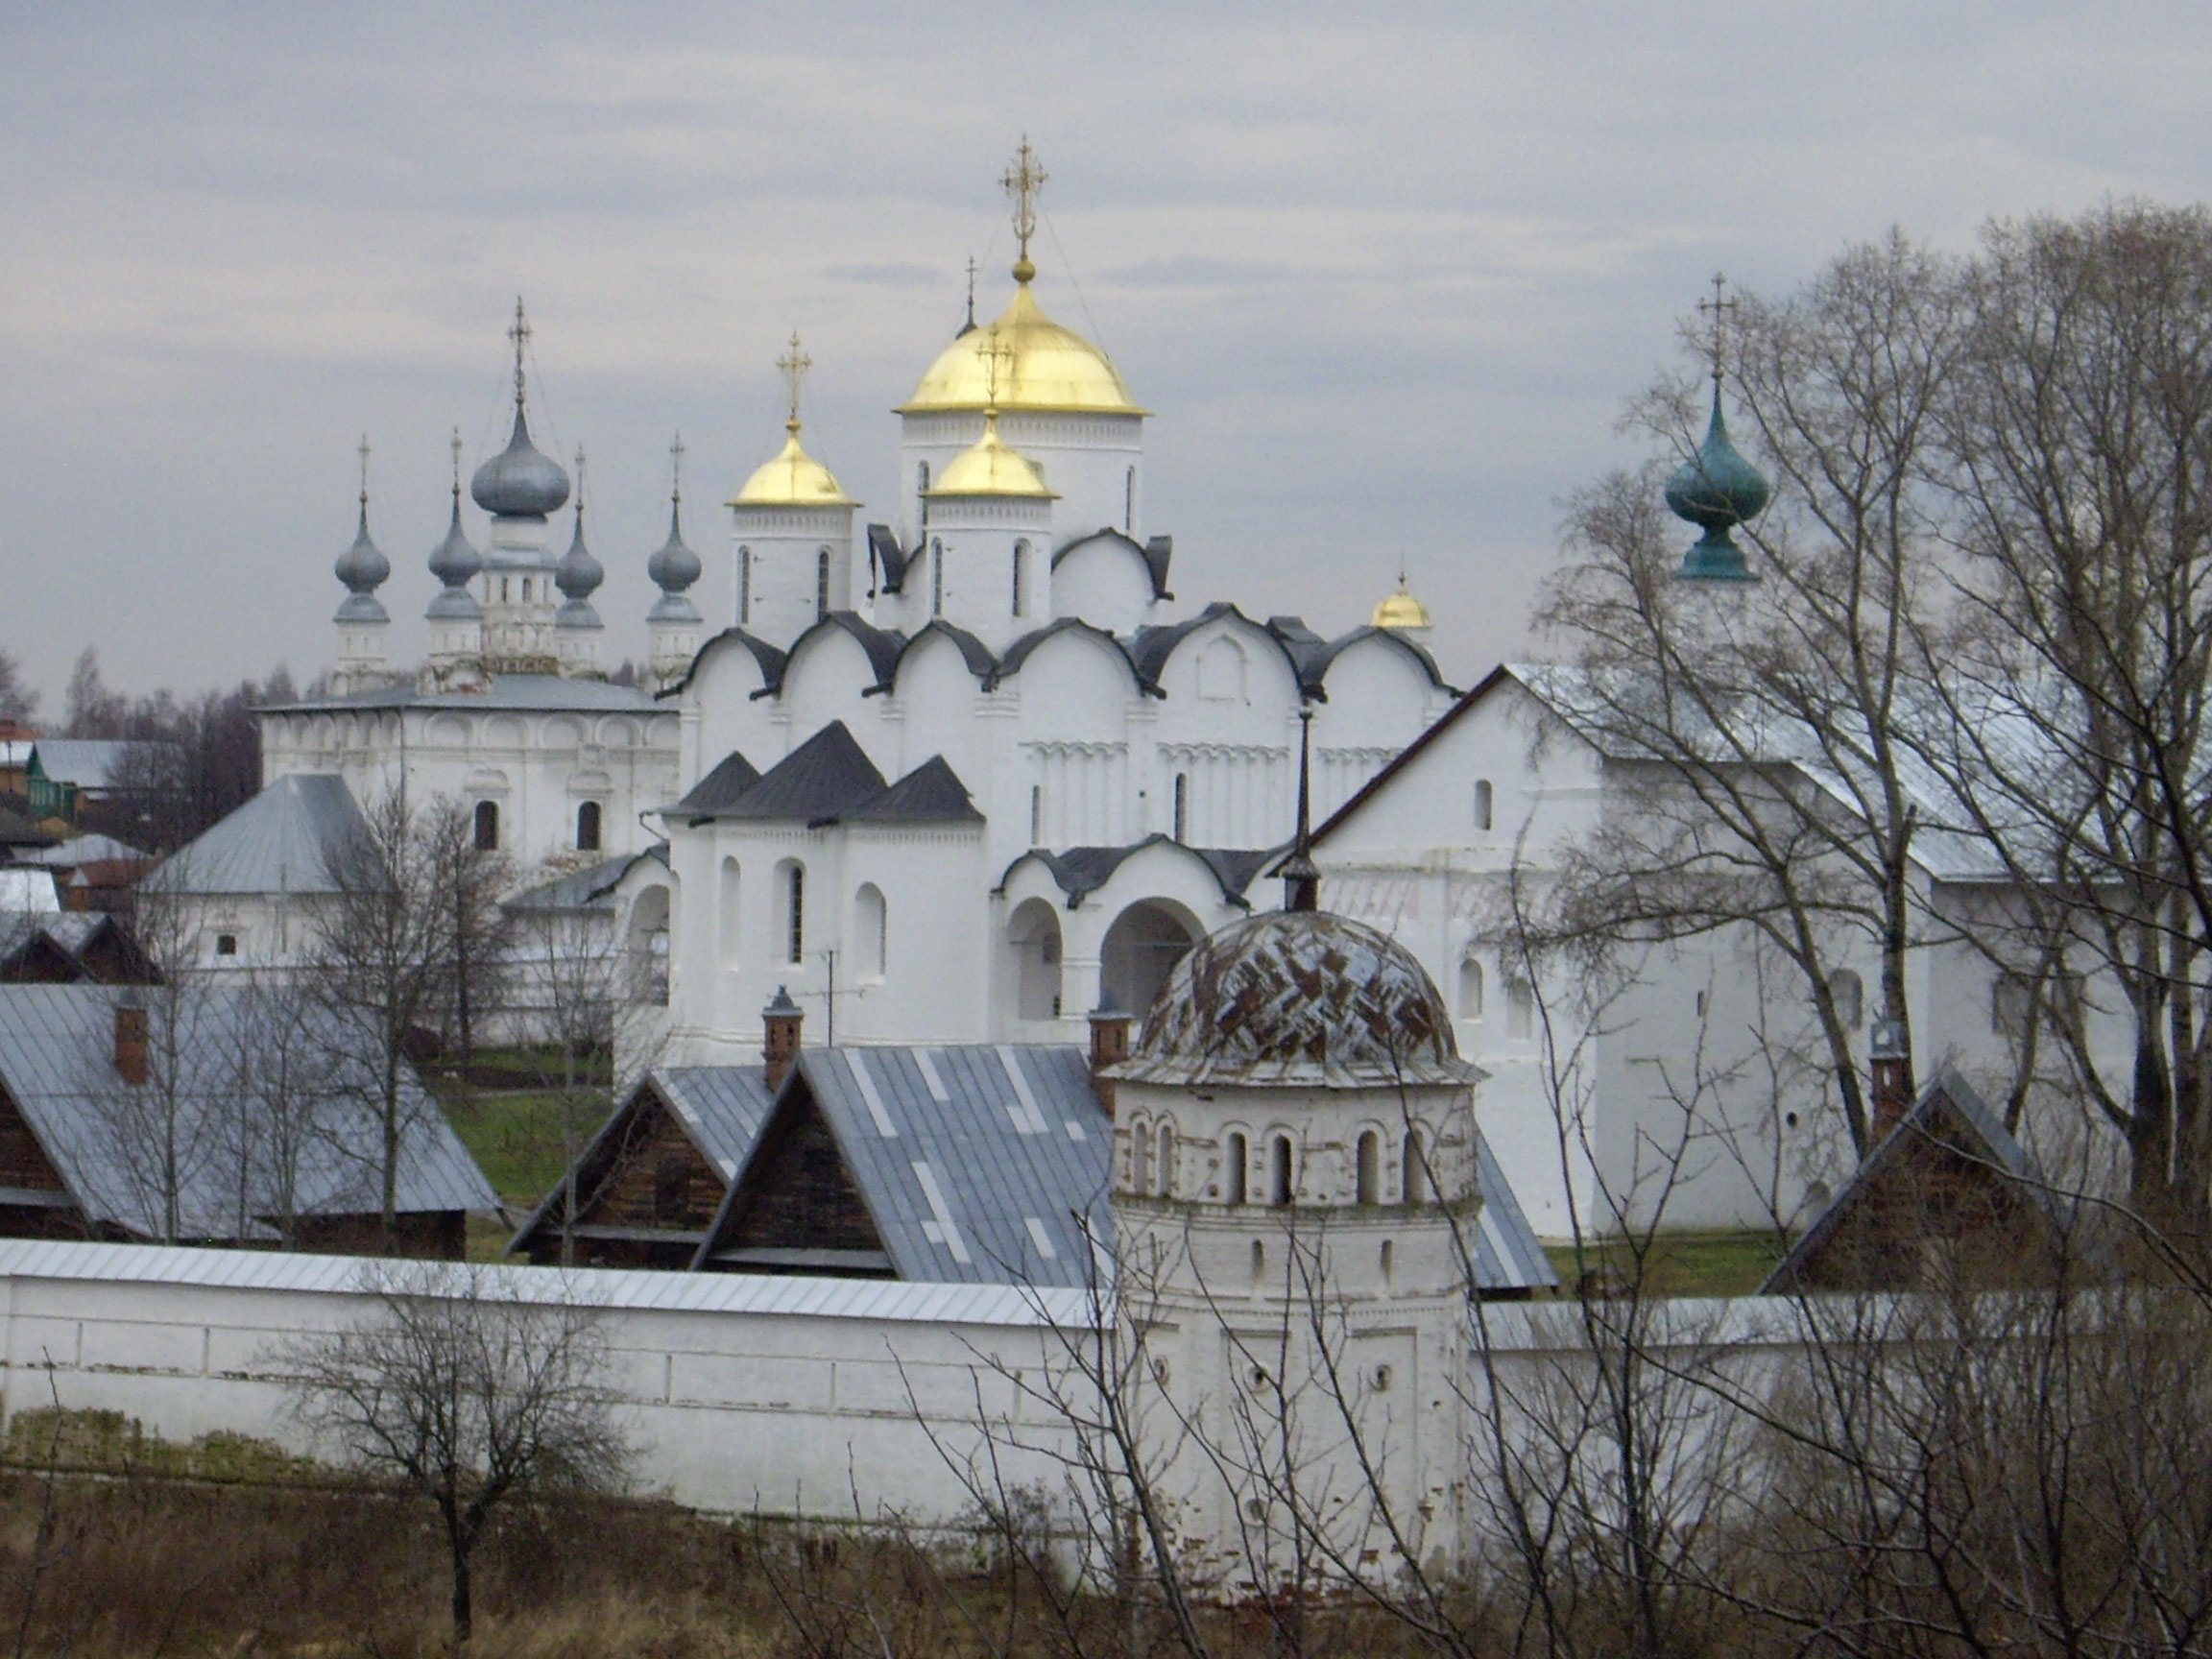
[1005, 898, 1064, 1022]
[1100, 902, 1199, 1020]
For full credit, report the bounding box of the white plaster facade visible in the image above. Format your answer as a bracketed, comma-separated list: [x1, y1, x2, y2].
[1310, 666, 2139, 1237]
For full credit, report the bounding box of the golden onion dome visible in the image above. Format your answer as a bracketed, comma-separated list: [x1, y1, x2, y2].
[899, 283, 1148, 417]
[1372, 580, 1434, 631]
[927, 412, 1059, 499]
[730, 424, 857, 509]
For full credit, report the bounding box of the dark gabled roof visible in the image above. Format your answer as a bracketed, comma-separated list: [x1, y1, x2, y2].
[841, 757, 985, 825]
[0, 807, 60, 849]
[0, 914, 154, 985]
[0, 983, 496, 1238]
[698, 1045, 1112, 1287]
[672, 749, 763, 818]
[1049, 527, 1175, 601]
[775, 612, 907, 697]
[1760, 1069, 2098, 1295]
[985, 617, 1153, 695]
[998, 835, 1284, 909]
[656, 628, 789, 702]
[867, 523, 912, 595]
[508, 1063, 776, 1255]
[502, 848, 662, 916]
[891, 620, 998, 689]
[709, 722, 887, 824]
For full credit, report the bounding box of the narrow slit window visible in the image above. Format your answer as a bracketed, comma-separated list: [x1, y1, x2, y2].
[1226, 1132, 1247, 1204]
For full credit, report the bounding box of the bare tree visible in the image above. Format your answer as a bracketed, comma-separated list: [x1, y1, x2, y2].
[308, 793, 488, 1246]
[280, 1263, 629, 1644]
[0, 645, 37, 725]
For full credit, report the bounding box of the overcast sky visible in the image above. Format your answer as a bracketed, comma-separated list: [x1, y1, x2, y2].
[5, 1, 2211, 708]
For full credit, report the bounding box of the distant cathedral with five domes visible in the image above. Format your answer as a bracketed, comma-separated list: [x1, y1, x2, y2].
[242, 142, 1455, 1068]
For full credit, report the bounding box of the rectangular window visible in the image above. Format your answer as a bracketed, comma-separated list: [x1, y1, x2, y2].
[786, 865, 805, 965]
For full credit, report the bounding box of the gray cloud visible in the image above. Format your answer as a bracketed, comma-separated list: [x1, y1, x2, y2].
[5, 3, 2212, 701]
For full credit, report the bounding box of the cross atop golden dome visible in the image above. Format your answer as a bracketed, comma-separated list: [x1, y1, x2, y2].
[1002, 136, 1047, 285]
[731, 333, 858, 510]
[898, 142, 1147, 419]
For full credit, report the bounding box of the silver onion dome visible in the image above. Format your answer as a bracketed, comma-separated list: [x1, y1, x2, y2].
[556, 500, 605, 630]
[333, 501, 391, 623]
[646, 496, 703, 624]
[470, 405, 571, 519]
[425, 493, 483, 620]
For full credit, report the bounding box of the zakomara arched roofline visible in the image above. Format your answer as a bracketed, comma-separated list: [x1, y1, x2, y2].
[654, 627, 789, 701]
[883, 619, 998, 697]
[983, 615, 1155, 697]
[1128, 602, 1316, 702]
[1050, 525, 1174, 601]
[994, 832, 1286, 910]
[1292, 623, 1455, 697]
[760, 610, 908, 701]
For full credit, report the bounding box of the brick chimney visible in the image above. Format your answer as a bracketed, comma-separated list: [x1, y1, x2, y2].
[763, 986, 803, 1093]
[113, 991, 149, 1086]
[1869, 1011, 1912, 1136]
[1088, 1004, 1132, 1117]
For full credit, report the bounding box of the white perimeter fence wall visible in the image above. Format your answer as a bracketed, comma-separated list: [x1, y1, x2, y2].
[0, 1239, 1095, 1522]
[0, 1238, 1905, 1529]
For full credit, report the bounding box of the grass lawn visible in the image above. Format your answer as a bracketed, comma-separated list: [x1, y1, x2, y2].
[437, 1086, 607, 1213]
[1541, 1230, 1790, 1299]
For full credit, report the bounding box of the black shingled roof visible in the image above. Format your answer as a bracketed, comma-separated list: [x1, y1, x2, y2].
[842, 756, 985, 824]
[716, 722, 887, 823]
[674, 750, 763, 818]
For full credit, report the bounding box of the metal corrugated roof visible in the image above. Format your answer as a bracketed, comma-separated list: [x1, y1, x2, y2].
[29, 740, 150, 790]
[0, 984, 498, 1238]
[1472, 1129, 1558, 1291]
[139, 774, 368, 898]
[794, 1046, 1111, 1288]
[0, 1236, 1094, 1326]
[656, 1066, 778, 1176]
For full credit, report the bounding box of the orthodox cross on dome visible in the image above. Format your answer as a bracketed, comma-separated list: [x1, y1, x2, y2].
[964, 255, 979, 329]
[1001, 137, 1047, 282]
[979, 325, 1015, 412]
[356, 433, 371, 511]
[669, 432, 685, 505]
[448, 427, 464, 499]
[1696, 272, 1738, 388]
[573, 444, 588, 514]
[508, 297, 533, 408]
[777, 333, 813, 434]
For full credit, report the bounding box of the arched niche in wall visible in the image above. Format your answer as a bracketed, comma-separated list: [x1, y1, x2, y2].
[1005, 896, 1064, 1022]
[1099, 899, 1199, 1022]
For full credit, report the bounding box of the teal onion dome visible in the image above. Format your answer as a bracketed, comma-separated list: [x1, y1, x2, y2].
[333, 501, 391, 624]
[1665, 385, 1770, 581]
[471, 405, 571, 519]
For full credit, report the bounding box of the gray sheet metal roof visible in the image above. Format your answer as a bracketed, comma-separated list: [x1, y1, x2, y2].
[785, 1046, 1112, 1288]
[140, 774, 367, 898]
[655, 1065, 778, 1176]
[672, 750, 763, 817]
[0, 1236, 1094, 1325]
[834, 757, 984, 825]
[29, 740, 151, 790]
[503, 849, 658, 915]
[0, 984, 497, 1238]
[1472, 1131, 1558, 1291]
[259, 674, 661, 714]
[16, 834, 148, 868]
[707, 722, 886, 823]
[1001, 836, 1280, 909]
